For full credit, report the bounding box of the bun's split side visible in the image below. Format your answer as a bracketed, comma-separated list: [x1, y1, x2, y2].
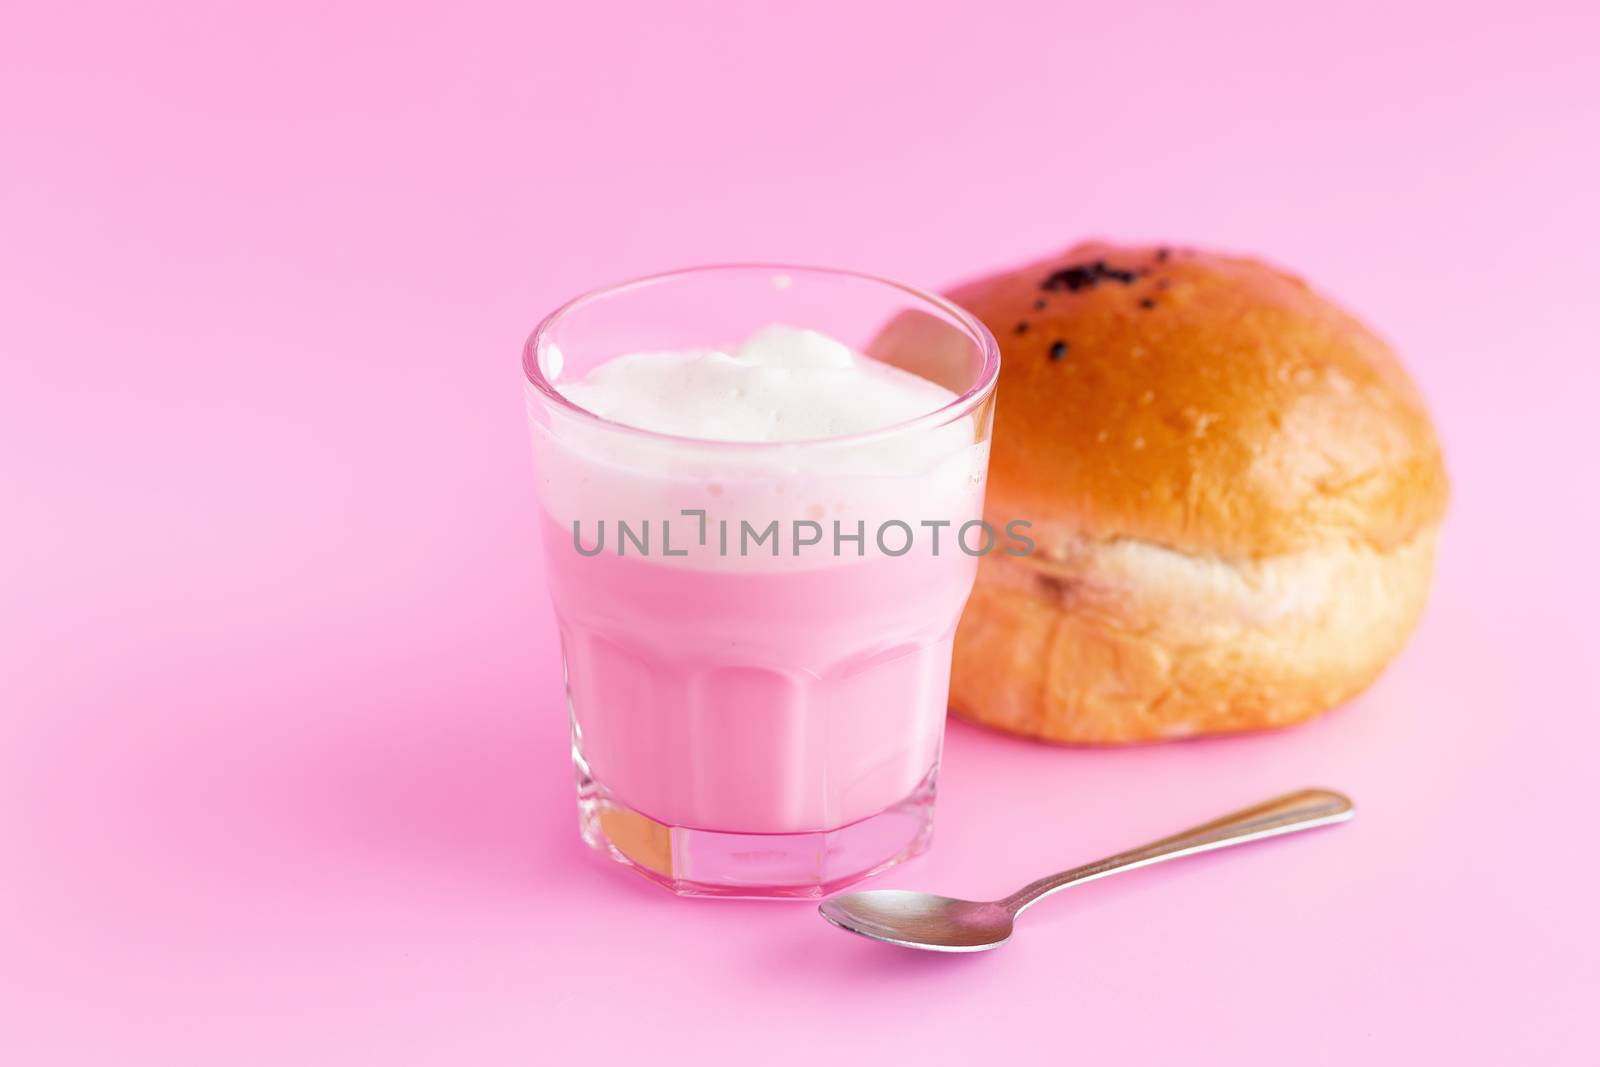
[945, 243, 1448, 744]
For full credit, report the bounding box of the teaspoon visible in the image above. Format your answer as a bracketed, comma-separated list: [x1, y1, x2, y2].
[819, 788, 1354, 952]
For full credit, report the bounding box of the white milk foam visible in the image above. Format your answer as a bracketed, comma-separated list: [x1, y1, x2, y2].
[530, 325, 988, 569]
[555, 324, 959, 443]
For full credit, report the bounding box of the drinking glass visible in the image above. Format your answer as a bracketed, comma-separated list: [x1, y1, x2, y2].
[523, 265, 1000, 897]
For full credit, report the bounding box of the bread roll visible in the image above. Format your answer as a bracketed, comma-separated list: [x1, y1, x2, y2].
[946, 243, 1448, 743]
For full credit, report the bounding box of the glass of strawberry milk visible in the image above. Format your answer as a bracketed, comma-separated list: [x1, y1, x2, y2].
[523, 265, 1000, 897]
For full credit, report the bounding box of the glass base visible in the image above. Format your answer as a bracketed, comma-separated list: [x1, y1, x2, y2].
[574, 761, 936, 899]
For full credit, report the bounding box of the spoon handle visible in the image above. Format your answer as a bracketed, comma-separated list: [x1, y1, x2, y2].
[999, 788, 1354, 915]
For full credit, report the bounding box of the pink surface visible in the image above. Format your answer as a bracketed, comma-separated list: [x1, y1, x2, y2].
[3, 1, 1597, 1063]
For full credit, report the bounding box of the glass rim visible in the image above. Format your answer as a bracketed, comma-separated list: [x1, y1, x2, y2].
[522, 263, 1001, 451]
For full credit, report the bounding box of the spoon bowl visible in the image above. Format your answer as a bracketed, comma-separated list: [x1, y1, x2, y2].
[819, 891, 1014, 952]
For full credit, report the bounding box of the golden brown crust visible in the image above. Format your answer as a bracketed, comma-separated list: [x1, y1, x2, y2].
[950, 243, 1449, 558]
[943, 242, 1448, 743]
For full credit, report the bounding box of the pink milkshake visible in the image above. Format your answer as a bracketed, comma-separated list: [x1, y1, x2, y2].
[523, 267, 1000, 897]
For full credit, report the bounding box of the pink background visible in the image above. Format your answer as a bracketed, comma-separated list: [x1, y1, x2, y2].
[4, 1, 1597, 1063]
